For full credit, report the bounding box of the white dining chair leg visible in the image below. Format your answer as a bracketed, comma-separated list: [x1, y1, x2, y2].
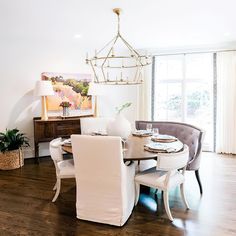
[163, 191, 174, 221]
[53, 181, 57, 191]
[180, 183, 190, 209]
[52, 178, 61, 202]
[135, 183, 140, 206]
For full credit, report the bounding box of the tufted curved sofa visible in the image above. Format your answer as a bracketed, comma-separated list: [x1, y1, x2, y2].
[135, 120, 205, 194]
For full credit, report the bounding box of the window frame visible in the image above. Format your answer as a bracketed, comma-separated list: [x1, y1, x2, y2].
[151, 53, 216, 151]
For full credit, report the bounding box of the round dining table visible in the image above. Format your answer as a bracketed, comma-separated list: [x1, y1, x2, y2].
[62, 135, 184, 161]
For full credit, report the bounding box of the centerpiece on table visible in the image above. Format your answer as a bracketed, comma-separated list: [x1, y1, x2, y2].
[0, 128, 29, 170]
[60, 101, 72, 117]
[107, 102, 132, 139]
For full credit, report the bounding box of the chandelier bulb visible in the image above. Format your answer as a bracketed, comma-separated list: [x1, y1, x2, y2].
[111, 48, 115, 57]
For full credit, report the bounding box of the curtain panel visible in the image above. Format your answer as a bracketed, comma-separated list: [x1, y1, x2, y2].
[138, 65, 152, 120]
[216, 51, 236, 154]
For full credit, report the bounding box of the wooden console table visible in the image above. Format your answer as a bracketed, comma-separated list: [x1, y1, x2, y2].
[33, 116, 92, 163]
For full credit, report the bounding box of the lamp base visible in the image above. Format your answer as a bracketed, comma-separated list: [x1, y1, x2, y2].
[41, 96, 49, 121]
[94, 96, 98, 117]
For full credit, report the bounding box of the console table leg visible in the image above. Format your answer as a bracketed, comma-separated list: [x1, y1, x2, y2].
[35, 143, 39, 164]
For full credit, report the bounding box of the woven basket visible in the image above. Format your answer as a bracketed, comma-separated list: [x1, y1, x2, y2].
[0, 149, 24, 170]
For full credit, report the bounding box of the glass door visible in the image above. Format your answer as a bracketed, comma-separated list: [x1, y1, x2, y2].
[153, 53, 214, 151]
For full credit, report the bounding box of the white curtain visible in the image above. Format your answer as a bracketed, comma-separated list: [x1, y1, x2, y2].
[216, 51, 236, 154]
[138, 64, 152, 120]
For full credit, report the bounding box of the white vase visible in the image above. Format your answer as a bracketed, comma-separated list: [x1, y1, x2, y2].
[107, 113, 132, 139]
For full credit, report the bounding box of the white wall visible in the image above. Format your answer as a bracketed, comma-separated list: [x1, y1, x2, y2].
[98, 85, 139, 124]
[0, 0, 150, 158]
[0, 33, 140, 157]
[2, 0, 234, 158]
[0, 0, 141, 158]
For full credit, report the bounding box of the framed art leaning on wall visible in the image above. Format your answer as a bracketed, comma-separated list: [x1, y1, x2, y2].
[41, 72, 94, 117]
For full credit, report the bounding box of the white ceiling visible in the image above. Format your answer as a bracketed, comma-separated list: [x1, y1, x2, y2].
[1, 0, 236, 51]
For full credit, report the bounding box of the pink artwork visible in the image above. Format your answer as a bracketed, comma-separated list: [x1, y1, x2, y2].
[41, 72, 92, 112]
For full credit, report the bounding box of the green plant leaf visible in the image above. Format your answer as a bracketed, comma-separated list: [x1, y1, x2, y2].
[0, 128, 30, 152]
[116, 102, 132, 114]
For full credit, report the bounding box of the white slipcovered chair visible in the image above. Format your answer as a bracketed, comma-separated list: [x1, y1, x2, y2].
[49, 138, 75, 202]
[80, 117, 113, 135]
[135, 145, 190, 221]
[71, 135, 135, 226]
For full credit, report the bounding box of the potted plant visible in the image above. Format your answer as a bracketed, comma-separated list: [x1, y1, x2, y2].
[0, 128, 29, 170]
[107, 102, 132, 139]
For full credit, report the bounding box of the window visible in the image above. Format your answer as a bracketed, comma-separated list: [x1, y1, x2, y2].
[153, 53, 214, 151]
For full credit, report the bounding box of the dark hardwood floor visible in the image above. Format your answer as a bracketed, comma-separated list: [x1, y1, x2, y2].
[0, 152, 236, 236]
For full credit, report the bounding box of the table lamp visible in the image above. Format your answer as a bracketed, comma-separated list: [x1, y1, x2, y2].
[34, 80, 54, 120]
[88, 82, 103, 117]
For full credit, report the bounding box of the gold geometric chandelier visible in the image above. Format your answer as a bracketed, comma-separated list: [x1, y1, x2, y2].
[86, 8, 152, 85]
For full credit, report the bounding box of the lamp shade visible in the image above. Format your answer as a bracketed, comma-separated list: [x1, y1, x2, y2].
[87, 82, 103, 96]
[34, 80, 54, 96]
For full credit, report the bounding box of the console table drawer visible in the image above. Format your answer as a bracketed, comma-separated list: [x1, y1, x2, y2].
[33, 115, 92, 162]
[34, 122, 55, 141]
[55, 122, 80, 136]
